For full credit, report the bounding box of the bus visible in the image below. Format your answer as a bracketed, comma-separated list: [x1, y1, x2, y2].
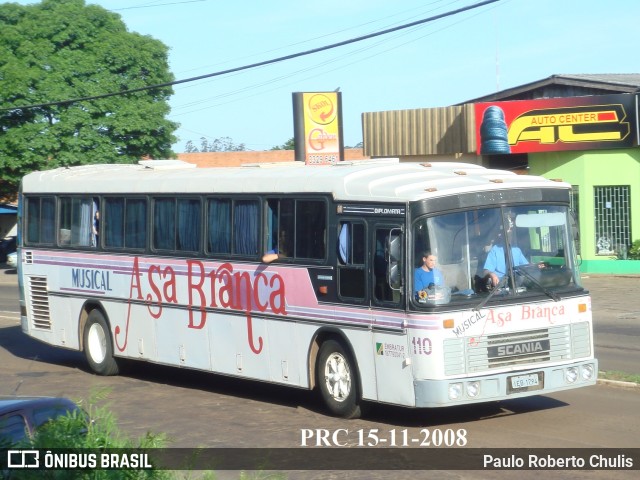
[17, 159, 597, 418]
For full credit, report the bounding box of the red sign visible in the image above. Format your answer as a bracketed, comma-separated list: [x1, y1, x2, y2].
[474, 94, 635, 154]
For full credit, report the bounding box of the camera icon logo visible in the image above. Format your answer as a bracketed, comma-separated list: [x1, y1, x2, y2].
[7, 450, 40, 468]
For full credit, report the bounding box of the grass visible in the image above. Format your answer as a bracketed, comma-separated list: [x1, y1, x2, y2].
[599, 370, 640, 384]
[3, 388, 288, 480]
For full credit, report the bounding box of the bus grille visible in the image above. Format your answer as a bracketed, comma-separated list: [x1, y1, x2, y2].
[444, 322, 591, 375]
[28, 276, 52, 330]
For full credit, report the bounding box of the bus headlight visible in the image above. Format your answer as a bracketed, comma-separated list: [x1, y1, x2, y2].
[466, 381, 480, 398]
[448, 383, 463, 400]
[565, 367, 578, 383]
[581, 364, 594, 381]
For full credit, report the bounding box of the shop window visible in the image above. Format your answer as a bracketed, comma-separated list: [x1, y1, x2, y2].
[594, 186, 631, 256]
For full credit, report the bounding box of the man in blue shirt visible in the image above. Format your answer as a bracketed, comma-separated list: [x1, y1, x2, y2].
[483, 223, 529, 288]
[414, 251, 444, 295]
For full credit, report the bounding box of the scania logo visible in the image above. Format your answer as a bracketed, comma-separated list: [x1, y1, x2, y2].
[489, 339, 550, 358]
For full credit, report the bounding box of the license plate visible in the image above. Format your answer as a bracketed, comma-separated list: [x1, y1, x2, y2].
[511, 374, 539, 389]
[507, 372, 544, 394]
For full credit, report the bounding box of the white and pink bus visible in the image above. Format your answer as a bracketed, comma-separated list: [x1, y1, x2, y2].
[18, 159, 597, 418]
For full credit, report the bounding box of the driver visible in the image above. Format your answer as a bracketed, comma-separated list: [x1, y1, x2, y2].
[414, 251, 444, 295]
[483, 217, 529, 288]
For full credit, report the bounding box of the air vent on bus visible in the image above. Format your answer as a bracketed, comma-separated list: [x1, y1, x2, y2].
[24, 251, 33, 265]
[443, 323, 591, 375]
[28, 276, 52, 330]
[483, 328, 554, 369]
[468, 325, 572, 372]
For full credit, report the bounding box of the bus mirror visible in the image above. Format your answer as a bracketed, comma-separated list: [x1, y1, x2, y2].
[389, 263, 400, 288]
[386, 229, 402, 290]
[570, 210, 580, 256]
[387, 232, 401, 263]
[570, 210, 579, 241]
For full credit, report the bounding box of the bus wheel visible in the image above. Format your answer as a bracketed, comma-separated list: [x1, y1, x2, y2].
[317, 339, 361, 418]
[83, 309, 119, 376]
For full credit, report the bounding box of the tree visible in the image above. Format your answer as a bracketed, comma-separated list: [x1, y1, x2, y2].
[271, 137, 295, 150]
[184, 136, 245, 152]
[271, 138, 363, 150]
[0, 0, 179, 196]
[184, 140, 198, 153]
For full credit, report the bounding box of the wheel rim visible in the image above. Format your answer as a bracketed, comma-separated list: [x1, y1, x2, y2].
[323, 352, 352, 403]
[87, 323, 107, 364]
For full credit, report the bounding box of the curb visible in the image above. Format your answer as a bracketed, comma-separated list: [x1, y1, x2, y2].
[597, 377, 640, 389]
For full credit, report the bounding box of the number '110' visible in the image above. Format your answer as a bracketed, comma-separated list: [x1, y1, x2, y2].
[411, 337, 432, 355]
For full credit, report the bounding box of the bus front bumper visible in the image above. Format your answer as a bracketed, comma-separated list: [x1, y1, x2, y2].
[414, 359, 598, 408]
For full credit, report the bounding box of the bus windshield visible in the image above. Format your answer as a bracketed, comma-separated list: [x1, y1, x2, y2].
[412, 205, 580, 307]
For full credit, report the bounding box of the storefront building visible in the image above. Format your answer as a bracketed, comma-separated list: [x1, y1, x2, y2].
[362, 74, 640, 274]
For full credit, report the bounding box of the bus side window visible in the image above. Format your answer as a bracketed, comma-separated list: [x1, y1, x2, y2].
[176, 198, 201, 252]
[207, 198, 231, 254]
[59, 196, 94, 247]
[206, 198, 259, 257]
[265, 199, 294, 258]
[25, 197, 56, 245]
[153, 198, 176, 250]
[233, 199, 259, 256]
[152, 197, 201, 252]
[125, 199, 147, 249]
[265, 198, 326, 261]
[374, 228, 396, 302]
[337, 221, 366, 300]
[104, 197, 147, 249]
[295, 200, 326, 260]
[91, 198, 99, 247]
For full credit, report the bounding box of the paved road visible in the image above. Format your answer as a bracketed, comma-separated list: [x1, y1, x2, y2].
[583, 274, 640, 375]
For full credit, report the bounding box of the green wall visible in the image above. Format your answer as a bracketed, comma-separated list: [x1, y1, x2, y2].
[529, 149, 640, 274]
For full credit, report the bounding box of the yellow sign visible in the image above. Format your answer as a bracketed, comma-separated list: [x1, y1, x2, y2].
[302, 92, 341, 165]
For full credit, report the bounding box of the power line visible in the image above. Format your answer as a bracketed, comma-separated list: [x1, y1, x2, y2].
[170, 0, 500, 115]
[171, 1, 459, 99]
[1, 0, 499, 112]
[171, 16, 430, 112]
[173, 0, 458, 76]
[112, 0, 207, 11]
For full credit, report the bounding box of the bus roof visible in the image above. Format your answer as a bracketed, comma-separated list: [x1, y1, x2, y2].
[21, 159, 570, 203]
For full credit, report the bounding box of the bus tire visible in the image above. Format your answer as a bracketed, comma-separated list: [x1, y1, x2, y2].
[317, 339, 361, 419]
[83, 309, 119, 376]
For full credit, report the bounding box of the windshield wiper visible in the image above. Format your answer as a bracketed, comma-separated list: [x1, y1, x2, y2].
[514, 266, 560, 302]
[473, 275, 508, 312]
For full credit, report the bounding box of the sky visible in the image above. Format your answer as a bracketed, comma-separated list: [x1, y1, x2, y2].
[8, 0, 640, 152]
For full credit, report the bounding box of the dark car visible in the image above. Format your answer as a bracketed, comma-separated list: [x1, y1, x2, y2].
[0, 396, 82, 444]
[0, 236, 16, 263]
